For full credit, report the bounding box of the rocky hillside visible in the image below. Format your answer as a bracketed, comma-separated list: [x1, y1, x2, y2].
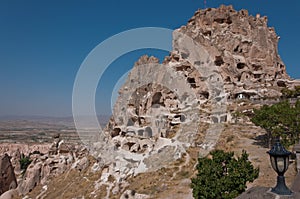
[1, 5, 299, 199]
[104, 3, 298, 186]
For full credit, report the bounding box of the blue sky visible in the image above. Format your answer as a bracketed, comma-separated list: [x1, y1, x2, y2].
[0, 0, 299, 117]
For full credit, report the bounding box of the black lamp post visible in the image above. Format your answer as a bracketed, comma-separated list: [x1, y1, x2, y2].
[267, 139, 292, 195]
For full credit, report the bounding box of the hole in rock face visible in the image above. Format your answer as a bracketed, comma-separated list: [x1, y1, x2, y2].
[131, 190, 136, 196]
[115, 142, 121, 149]
[277, 81, 286, 87]
[214, 17, 232, 24]
[237, 63, 246, 69]
[181, 52, 189, 59]
[175, 64, 191, 72]
[111, 128, 121, 137]
[214, 18, 225, 23]
[203, 30, 211, 36]
[252, 64, 262, 71]
[152, 92, 164, 106]
[254, 74, 261, 79]
[194, 61, 201, 65]
[200, 91, 209, 99]
[187, 77, 196, 88]
[225, 76, 231, 82]
[220, 115, 227, 123]
[187, 77, 196, 84]
[234, 45, 239, 52]
[173, 55, 180, 62]
[138, 129, 144, 136]
[214, 56, 224, 66]
[144, 127, 152, 137]
[124, 142, 135, 150]
[121, 132, 126, 136]
[127, 119, 135, 126]
[175, 114, 186, 122]
[212, 116, 219, 123]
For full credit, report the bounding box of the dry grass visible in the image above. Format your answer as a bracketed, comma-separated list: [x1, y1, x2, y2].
[25, 122, 298, 198]
[27, 155, 107, 199]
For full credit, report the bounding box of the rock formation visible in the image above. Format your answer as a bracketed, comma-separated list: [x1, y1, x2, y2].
[1, 5, 299, 199]
[88, 5, 299, 198]
[176, 5, 294, 99]
[16, 139, 87, 195]
[0, 154, 17, 195]
[0, 135, 89, 197]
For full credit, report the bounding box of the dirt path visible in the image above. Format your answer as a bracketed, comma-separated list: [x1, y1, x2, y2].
[233, 135, 297, 189]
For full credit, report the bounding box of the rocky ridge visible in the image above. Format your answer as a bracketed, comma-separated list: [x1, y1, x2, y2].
[0, 135, 90, 198]
[97, 5, 299, 198]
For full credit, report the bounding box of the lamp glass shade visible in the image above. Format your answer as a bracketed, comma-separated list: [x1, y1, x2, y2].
[285, 156, 290, 171]
[277, 157, 285, 173]
[270, 156, 276, 171]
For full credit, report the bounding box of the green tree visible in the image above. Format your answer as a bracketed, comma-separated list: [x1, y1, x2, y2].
[191, 150, 259, 199]
[19, 154, 32, 171]
[281, 86, 300, 98]
[251, 100, 300, 147]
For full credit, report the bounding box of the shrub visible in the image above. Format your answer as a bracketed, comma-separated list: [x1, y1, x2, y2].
[20, 154, 32, 171]
[191, 150, 259, 199]
[251, 100, 300, 147]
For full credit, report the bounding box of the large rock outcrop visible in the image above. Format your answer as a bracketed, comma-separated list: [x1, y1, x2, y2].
[0, 135, 89, 196]
[176, 5, 293, 99]
[16, 140, 87, 195]
[88, 5, 300, 197]
[6, 5, 297, 199]
[0, 154, 17, 195]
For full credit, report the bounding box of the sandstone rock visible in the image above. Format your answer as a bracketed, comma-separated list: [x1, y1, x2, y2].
[73, 157, 89, 172]
[10, 150, 21, 176]
[0, 144, 50, 158]
[0, 189, 19, 199]
[0, 154, 17, 195]
[18, 161, 42, 194]
[93, 6, 300, 196]
[57, 141, 70, 154]
[16, 141, 79, 195]
[177, 5, 290, 100]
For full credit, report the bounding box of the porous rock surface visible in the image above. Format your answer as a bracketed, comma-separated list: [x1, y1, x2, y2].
[178, 5, 295, 98]
[0, 135, 89, 197]
[90, 5, 299, 198]
[0, 154, 17, 195]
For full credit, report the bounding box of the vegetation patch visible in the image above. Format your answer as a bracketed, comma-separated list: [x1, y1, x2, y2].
[191, 150, 259, 199]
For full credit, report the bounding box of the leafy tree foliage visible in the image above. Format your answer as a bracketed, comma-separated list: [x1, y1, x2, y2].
[281, 86, 300, 98]
[19, 154, 32, 171]
[191, 150, 259, 199]
[251, 100, 300, 147]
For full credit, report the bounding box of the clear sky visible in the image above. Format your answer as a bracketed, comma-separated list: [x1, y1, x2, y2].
[0, 0, 299, 117]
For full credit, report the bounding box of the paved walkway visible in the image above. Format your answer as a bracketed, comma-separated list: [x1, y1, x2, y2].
[291, 173, 300, 192]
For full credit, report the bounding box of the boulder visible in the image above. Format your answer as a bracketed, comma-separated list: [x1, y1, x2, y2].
[0, 154, 17, 195]
[0, 189, 19, 199]
[18, 161, 42, 195]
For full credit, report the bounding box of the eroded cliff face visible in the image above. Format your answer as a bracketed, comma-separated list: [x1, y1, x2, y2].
[175, 5, 293, 98]
[93, 6, 300, 196]
[103, 5, 295, 168]
[0, 154, 17, 195]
